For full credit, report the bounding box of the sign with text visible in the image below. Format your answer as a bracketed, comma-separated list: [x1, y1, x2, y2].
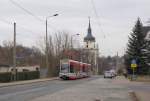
[131, 59, 137, 69]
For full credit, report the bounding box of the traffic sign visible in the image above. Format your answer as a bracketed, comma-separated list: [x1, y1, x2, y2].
[131, 59, 136, 64]
[131, 59, 137, 81]
[131, 64, 137, 68]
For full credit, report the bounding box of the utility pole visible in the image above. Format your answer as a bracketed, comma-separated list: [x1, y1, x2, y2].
[45, 19, 49, 73]
[96, 44, 99, 74]
[116, 52, 119, 71]
[45, 14, 59, 76]
[13, 22, 16, 81]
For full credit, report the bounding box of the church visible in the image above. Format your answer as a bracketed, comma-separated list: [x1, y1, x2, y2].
[83, 18, 99, 74]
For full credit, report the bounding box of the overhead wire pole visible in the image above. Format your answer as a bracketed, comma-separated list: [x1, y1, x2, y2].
[9, 0, 60, 76]
[45, 18, 48, 74]
[45, 14, 58, 76]
[13, 22, 16, 81]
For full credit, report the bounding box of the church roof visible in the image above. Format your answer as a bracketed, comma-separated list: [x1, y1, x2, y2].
[84, 18, 95, 42]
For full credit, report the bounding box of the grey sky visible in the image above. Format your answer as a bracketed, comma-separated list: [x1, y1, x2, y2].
[0, 0, 150, 56]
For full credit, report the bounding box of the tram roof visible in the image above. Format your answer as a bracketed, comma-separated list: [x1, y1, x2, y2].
[61, 59, 91, 65]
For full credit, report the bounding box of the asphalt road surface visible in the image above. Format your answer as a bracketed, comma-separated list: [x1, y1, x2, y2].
[0, 76, 100, 101]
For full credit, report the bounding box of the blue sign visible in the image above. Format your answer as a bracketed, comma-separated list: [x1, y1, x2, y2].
[131, 59, 136, 64]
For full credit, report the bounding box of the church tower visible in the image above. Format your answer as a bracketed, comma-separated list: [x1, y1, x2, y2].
[84, 17, 95, 49]
[83, 17, 99, 74]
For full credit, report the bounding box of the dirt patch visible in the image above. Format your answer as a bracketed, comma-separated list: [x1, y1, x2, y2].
[129, 91, 139, 101]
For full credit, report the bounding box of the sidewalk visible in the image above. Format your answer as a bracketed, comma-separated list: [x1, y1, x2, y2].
[112, 76, 150, 101]
[0, 77, 58, 88]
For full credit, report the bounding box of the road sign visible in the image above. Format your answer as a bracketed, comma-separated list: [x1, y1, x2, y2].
[131, 64, 137, 68]
[131, 59, 136, 64]
[131, 59, 137, 69]
[131, 59, 137, 81]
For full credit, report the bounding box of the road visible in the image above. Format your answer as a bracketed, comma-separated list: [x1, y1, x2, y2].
[0, 76, 100, 101]
[0, 76, 132, 101]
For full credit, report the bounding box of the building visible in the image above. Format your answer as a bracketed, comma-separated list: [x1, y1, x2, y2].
[83, 17, 99, 74]
[143, 26, 150, 40]
[0, 65, 40, 73]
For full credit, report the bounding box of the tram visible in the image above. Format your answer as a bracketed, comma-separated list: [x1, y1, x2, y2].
[59, 59, 91, 80]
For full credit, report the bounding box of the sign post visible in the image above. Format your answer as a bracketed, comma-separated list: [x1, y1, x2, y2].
[131, 59, 137, 80]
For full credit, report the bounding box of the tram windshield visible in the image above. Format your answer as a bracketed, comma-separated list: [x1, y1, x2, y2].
[61, 63, 69, 73]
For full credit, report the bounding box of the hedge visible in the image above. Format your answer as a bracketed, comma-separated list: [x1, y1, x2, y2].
[0, 72, 12, 82]
[16, 71, 40, 81]
[0, 71, 40, 82]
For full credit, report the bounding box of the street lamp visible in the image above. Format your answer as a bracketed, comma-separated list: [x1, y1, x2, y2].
[70, 34, 80, 59]
[71, 33, 80, 48]
[45, 14, 59, 70]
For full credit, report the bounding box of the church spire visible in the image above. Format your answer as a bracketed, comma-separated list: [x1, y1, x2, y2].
[84, 17, 95, 42]
[88, 17, 92, 34]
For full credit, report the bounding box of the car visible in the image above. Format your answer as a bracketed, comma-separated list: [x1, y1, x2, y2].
[104, 71, 113, 78]
[109, 69, 117, 77]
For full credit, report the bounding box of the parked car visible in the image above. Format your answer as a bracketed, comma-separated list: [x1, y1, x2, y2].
[109, 69, 117, 77]
[104, 71, 113, 78]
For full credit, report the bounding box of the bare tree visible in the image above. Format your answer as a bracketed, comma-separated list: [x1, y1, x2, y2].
[0, 41, 13, 65]
[37, 30, 80, 77]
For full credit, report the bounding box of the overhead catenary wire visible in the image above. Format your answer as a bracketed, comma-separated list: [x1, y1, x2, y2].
[0, 18, 12, 25]
[9, 0, 43, 22]
[90, 0, 107, 39]
[0, 18, 42, 37]
[0, 18, 44, 47]
[9, 0, 58, 31]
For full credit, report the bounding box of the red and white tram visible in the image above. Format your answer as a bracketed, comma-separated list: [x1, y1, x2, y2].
[59, 59, 91, 80]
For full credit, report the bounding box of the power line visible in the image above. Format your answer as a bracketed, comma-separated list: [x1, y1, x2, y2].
[9, 0, 43, 22]
[0, 18, 12, 25]
[9, 0, 58, 31]
[0, 18, 41, 37]
[90, 0, 107, 39]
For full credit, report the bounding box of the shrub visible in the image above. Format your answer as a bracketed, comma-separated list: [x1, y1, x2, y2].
[0, 71, 40, 82]
[0, 72, 11, 82]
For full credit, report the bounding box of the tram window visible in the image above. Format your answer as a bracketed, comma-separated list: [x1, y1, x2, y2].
[61, 64, 68, 70]
[61, 63, 69, 73]
[70, 64, 74, 73]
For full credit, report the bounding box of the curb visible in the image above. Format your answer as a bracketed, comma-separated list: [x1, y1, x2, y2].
[0, 77, 59, 88]
[129, 91, 140, 101]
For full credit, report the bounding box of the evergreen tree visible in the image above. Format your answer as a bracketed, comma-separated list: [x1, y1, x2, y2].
[125, 18, 147, 75]
[145, 40, 150, 75]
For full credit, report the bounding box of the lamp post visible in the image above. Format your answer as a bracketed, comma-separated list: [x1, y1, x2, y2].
[45, 14, 58, 70]
[71, 33, 80, 48]
[70, 34, 80, 59]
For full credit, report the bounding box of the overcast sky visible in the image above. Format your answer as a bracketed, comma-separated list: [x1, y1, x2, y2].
[0, 0, 150, 56]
